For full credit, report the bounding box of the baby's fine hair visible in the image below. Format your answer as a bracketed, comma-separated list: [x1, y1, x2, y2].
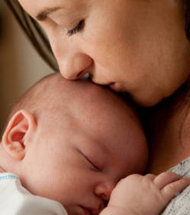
[1, 74, 55, 137]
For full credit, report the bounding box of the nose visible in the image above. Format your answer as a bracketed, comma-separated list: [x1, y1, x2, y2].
[60, 53, 93, 80]
[94, 181, 116, 201]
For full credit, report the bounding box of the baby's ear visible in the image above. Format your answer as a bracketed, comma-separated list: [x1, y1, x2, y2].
[2, 110, 36, 160]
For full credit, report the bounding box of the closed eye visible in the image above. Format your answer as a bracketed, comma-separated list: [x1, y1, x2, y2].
[84, 154, 100, 171]
[67, 20, 85, 36]
[78, 149, 101, 171]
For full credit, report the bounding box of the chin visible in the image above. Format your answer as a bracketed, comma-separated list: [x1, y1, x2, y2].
[132, 91, 164, 107]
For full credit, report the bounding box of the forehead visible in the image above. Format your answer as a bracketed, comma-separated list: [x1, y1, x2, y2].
[18, 0, 87, 18]
[38, 79, 146, 173]
[46, 80, 140, 141]
[69, 87, 142, 144]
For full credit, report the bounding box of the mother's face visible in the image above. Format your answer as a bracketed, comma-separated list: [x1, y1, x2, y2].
[19, 0, 190, 106]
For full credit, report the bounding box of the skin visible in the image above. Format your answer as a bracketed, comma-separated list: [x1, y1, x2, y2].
[0, 74, 148, 215]
[100, 172, 190, 215]
[0, 75, 190, 215]
[146, 90, 190, 174]
[18, 0, 190, 106]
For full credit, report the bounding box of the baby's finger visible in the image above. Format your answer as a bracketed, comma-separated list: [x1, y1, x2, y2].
[145, 173, 156, 181]
[161, 177, 190, 201]
[154, 172, 181, 189]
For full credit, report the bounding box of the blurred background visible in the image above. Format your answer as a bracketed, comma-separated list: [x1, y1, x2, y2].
[0, 1, 53, 132]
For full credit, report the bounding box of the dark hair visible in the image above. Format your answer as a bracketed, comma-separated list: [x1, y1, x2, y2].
[4, 0, 58, 72]
[4, 0, 190, 71]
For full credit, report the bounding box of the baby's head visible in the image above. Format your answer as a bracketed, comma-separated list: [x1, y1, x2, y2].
[0, 73, 147, 215]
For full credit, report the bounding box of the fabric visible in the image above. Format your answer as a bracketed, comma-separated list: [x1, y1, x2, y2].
[0, 173, 67, 215]
[161, 156, 190, 215]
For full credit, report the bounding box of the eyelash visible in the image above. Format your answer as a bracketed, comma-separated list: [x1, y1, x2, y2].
[82, 152, 101, 171]
[67, 20, 85, 36]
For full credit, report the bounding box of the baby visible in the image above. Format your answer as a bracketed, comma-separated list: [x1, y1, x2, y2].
[0, 73, 189, 215]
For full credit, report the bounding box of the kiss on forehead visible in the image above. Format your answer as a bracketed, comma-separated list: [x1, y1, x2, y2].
[3, 0, 190, 214]
[18, 0, 189, 106]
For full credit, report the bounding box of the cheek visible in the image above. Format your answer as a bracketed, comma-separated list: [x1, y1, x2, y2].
[30, 166, 96, 204]
[54, 170, 97, 206]
[43, 25, 66, 59]
[84, 9, 145, 74]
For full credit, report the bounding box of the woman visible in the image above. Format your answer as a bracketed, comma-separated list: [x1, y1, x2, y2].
[5, 0, 190, 107]
[5, 0, 190, 214]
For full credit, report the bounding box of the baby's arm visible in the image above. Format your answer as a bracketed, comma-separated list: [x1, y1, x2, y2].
[100, 172, 190, 215]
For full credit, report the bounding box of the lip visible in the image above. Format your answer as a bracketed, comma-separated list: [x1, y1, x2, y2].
[80, 206, 99, 215]
[109, 82, 121, 91]
[81, 206, 92, 215]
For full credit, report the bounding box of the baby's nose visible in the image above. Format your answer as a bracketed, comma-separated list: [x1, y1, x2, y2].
[94, 181, 116, 201]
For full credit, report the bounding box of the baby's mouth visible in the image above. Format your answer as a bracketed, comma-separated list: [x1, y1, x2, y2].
[80, 206, 100, 215]
[80, 206, 92, 215]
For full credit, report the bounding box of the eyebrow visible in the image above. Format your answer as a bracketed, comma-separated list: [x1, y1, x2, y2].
[36, 7, 61, 21]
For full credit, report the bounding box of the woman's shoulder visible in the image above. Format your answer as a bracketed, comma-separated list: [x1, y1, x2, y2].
[161, 182, 190, 215]
[169, 156, 190, 178]
[161, 156, 190, 215]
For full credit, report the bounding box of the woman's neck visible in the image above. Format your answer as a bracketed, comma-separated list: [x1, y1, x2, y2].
[144, 82, 190, 174]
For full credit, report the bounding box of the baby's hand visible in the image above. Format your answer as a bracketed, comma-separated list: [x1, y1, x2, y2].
[101, 172, 190, 215]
